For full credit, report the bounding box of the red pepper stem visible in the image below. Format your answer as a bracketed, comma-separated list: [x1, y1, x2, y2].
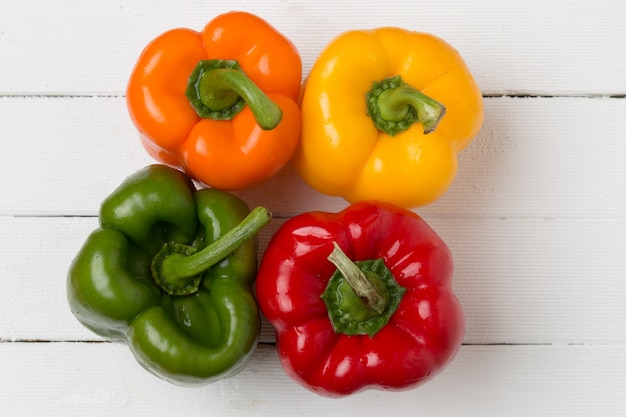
[152, 206, 272, 296]
[327, 242, 386, 314]
[378, 86, 446, 134]
[197, 68, 283, 130]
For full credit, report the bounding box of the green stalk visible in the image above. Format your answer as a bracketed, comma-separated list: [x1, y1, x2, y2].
[186, 59, 283, 130]
[366, 75, 446, 136]
[152, 206, 271, 296]
[326, 242, 386, 314]
[321, 242, 406, 337]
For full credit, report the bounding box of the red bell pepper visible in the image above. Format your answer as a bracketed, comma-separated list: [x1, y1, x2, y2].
[256, 201, 465, 397]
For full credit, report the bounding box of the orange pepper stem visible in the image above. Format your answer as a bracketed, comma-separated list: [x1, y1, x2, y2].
[186, 59, 283, 130]
[366, 75, 446, 136]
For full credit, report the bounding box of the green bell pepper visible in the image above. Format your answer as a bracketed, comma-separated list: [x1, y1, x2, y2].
[67, 165, 271, 385]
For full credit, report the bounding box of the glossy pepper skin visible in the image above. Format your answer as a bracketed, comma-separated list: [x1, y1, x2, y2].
[256, 201, 465, 397]
[67, 165, 271, 385]
[126, 11, 302, 190]
[295, 27, 484, 209]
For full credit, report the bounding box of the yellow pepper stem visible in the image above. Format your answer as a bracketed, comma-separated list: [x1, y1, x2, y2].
[366, 75, 446, 136]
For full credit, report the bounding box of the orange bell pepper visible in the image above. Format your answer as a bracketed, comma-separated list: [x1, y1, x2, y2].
[126, 11, 302, 190]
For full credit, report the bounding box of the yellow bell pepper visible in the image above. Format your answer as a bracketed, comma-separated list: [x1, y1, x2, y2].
[295, 27, 484, 208]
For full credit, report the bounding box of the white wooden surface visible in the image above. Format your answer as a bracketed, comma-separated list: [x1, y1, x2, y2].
[1, 0, 625, 415]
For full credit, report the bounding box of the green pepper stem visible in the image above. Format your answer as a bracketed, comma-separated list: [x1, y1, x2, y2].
[327, 242, 386, 314]
[152, 206, 272, 296]
[187, 60, 282, 130]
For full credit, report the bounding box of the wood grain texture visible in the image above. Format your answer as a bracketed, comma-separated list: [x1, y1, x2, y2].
[1, 343, 625, 416]
[1, 0, 625, 95]
[0, 0, 625, 415]
[2, 97, 625, 218]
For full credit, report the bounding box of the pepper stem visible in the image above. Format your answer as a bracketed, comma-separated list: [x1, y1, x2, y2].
[326, 242, 386, 314]
[186, 59, 282, 130]
[151, 206, 272, 296]
[321, 242, 406, 337]
[366, 75, 446, 136]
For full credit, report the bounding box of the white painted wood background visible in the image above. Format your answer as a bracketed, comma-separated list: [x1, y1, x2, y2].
[1, 0, 625, 415]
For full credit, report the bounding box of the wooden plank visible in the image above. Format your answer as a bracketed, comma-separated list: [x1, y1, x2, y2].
[1, 342, 624, 416]
[1, 96, 625, 218]
[0, 96, 154, 216]
[1, 1, 625, 95]
[2, 215, 624, 344]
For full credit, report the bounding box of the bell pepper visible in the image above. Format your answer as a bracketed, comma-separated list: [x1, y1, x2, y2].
[126, 11, 302, 190]
[67, 165, 271, 385]
[295, 27, 484, 209]
[256, 201, 465, 397]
